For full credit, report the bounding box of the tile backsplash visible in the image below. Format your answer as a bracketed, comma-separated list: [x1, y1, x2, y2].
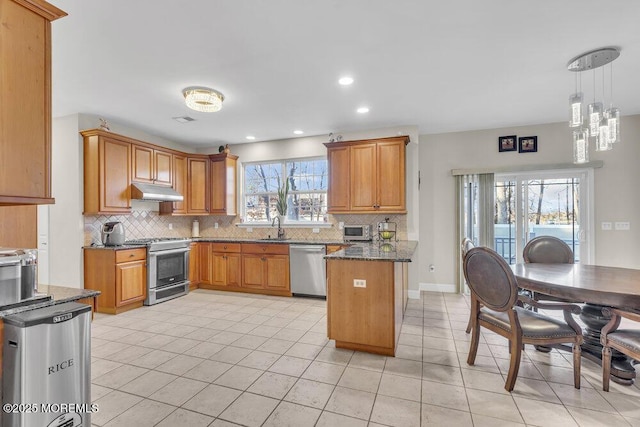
[84, 201, 407, 245]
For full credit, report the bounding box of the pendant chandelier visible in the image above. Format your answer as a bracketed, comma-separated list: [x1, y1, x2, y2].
[567, 48, 620, 164]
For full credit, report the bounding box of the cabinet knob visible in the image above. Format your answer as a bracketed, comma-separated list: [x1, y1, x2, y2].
[261, 257, 266, 261]
[223, 245, 227, 249]
[129, 254, 134, 257]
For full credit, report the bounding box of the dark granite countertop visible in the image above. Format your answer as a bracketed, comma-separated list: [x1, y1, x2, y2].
[194, 238, 347, 245]
[83, 243, 148, 250]
[0, 285, 100, 318]
[324, 240, 417, 262]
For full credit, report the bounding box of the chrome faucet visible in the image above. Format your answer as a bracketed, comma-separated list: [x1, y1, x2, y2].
[272, 216, 285, 239]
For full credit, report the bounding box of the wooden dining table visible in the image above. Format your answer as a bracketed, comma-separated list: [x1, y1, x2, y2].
[512, 263, 640, 385]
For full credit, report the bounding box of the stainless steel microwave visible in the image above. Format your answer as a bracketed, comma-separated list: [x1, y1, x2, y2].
[343, 224, 373, 241]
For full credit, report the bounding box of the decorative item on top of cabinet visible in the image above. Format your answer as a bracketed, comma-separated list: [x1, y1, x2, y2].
[82, 129, 132, 214]
[0, 0, 66, 205]
[324, 136, 409, 214]
[84, 247, 147, 314]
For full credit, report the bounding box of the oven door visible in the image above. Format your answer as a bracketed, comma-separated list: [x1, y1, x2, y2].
[148, 248, 189, 289]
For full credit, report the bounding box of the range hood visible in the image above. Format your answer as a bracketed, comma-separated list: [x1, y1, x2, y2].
[130, 183, 184, 202]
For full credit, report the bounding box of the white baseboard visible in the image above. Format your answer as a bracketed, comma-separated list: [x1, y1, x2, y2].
[419, 282, 457, 293]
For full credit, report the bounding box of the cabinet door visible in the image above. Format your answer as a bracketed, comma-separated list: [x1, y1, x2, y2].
[210, 154, 237, 215]
[226, 253, 242, 287]
[199, 243, 212, 285]
[211, 252, 228, 286]
[242, 254, 266, 289]
[376, 140, 406, 211]
[0, 0, 64, 203]
[326, 146, 350, 212]
[132, 145, 154, 183]
[171, 155, 187, 213]
[264, 255, 290, 290]
[115, 260, 146, 306]
[189, 243, 200, 285]
[349, 143, 377, 211]
[100, 137, 131, 213]
[154, 150, 173, 186]
[187, 157, 209, 214]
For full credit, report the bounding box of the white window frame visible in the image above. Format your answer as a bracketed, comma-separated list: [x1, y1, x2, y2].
[241, 156, 329, 225]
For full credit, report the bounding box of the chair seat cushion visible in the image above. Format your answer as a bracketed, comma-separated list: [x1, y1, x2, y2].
[479, 307, 578, 339]
[607, 330, 640, 355]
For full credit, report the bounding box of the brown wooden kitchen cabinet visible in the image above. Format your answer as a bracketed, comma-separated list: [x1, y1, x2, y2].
[241, 243, 290, 296]
[189, 242, 200, 289]
[198, 242, 212, 285]
[211, 243, 242, 287]
[82, 130, 132, 214]
[325, 136, 409, 213]
[131, 145, 173, 186]
[209, 153, 238, 215]
[84, 247, 147, 314]
[187, 156, 210, 215]
[0, 0, 66, 205]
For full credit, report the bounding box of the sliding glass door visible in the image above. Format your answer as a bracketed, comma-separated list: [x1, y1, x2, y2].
[494, 169, 593, 264]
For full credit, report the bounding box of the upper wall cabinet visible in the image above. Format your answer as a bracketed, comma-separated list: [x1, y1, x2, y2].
[209, 153, 238, 215]
[82, 130, 132, 215]
[131, 144, 173, 187]
[325, 136, 409, 214]
[0, 0, 66, 205]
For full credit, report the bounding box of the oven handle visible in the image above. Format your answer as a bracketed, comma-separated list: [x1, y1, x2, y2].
[148, 247, 190, 257]
[150, 280, 190, 293]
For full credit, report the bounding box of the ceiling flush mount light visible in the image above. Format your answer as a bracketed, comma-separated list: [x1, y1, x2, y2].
[293, 130, 304, 135]
[356, 107, 369, 114]
[183, 86, 225, 112]
[338, 76, 354, 86]
[567, 48, 621, 163]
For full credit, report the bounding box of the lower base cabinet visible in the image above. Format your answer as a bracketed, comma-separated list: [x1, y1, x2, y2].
[194, 242, 290, 296]
[84, 248, 147, 314]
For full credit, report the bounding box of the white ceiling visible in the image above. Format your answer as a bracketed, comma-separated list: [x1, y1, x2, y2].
[49, 0, 640, 148]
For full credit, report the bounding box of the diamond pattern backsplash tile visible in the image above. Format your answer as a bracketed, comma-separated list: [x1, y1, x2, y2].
[84, 210, 407, 245]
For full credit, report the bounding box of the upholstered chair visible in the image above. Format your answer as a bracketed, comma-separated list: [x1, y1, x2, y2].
[600, 307, 640, 391]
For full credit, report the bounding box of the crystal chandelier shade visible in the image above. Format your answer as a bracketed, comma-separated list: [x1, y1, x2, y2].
[183, 87, 225, 112]
[567, 48, 621, 164]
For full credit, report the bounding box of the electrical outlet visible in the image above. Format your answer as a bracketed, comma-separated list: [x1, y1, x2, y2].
[615, 222, 630, 231]
[338, 222, 344, 230]
[168, 223, 173, 230]
[214, 222, 219, 229]
[601, 222, 612, 231]
[312, 228, 320, 233]
[353, 279, 366, 288]
[247, 227, 253, 233]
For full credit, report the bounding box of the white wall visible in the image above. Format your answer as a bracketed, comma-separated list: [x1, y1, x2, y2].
[419, 115, 640, 288]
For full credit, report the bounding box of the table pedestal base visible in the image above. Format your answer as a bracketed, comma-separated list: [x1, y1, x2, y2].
[580, 304, 636, 385]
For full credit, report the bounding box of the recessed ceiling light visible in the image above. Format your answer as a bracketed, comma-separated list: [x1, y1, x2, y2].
[293, 130, 304, 135]
[246, 135, 256, 140]
[338, 76, 354, 86]
[357, 107, 370, 114]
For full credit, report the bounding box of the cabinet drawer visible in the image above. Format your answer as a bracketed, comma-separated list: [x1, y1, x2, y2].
[211, 242, 241, 253]
[115, 248, 146, 263]
[242, 243, 289, 255]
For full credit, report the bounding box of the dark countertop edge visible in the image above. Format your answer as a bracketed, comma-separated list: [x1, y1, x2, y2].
[0, 288, 100, 318]
[324, 241, 418, 262]
[327, 256, 413, 262]
[83, 239, 350, 249]
[83, 244, 148, 250]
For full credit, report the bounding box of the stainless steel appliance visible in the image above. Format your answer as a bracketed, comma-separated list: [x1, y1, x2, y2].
[126, 238, 190, 305]
[2, 302, 91, 427]
[343, 224, 373, 241]
[0, 248, 37, 306]
[290, 244, 326, 298]
[130, 182, 184, 202]
[101, 221, 126, 246]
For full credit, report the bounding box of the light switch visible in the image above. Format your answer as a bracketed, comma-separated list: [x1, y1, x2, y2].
[615, 222, 630, 231]
[312, 228, 320, 233]
[353, 279, 366, 288]
[601, 222, 612, 231]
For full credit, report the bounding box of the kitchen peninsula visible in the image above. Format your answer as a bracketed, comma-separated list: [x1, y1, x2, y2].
[325, 241, 417, 356]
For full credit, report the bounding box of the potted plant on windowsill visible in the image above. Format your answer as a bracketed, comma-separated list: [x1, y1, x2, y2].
[276, 178, 289, 224]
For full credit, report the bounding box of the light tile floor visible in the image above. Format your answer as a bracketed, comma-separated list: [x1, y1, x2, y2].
[89, 290, 640, 426]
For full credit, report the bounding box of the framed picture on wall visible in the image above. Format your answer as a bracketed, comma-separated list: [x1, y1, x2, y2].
[498, 135, 517, 152]
[518, 136, 538, 153]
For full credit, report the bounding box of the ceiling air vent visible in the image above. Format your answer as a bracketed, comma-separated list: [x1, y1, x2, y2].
[173, 116, 195, 123]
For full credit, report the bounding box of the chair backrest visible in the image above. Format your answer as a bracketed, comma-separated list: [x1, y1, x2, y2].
[523, 236, 574, 264]
[461, 238, 475, 258]
[463, 246, 519, 312]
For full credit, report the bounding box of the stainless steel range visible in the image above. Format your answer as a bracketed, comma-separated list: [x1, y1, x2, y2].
[126, 238, 191, 305]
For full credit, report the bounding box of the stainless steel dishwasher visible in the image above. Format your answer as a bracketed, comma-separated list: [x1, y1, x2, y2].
[290, 244, 326, 298]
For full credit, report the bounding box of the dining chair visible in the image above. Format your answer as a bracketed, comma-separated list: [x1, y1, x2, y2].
[523, 236, 578, 305]
[461, 238, 476, 334]
[600, 307, 640, 391]
[464, 246, 583, 391]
